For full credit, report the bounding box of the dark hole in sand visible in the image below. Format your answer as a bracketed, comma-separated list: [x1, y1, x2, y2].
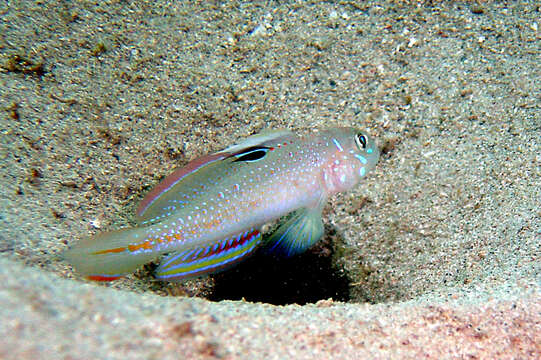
[206, 229, 351, 305]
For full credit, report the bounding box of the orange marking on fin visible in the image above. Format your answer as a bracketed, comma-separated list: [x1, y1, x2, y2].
[127, 240, 153, 252]
[87, 275, 124, 281]
[92, 247, 126, 255]
[165, 235, 176, 243]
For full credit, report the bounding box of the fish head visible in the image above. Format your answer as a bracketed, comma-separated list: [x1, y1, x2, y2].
[320, 127, 380, 194]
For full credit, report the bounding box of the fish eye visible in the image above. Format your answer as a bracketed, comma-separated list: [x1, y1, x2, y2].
[355, 133, 367, 149]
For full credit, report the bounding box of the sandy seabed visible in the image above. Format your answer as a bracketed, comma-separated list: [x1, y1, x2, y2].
[0, 1, 539, 359]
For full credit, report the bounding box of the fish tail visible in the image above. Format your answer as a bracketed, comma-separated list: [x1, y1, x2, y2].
[63, 227, 158, 281]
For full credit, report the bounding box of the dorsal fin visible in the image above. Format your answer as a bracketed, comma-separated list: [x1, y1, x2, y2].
[217, 129, 294, 154]
[136, 129, 295, 225]
[230, 146, 270, 162]
[136, 153, 227, 223]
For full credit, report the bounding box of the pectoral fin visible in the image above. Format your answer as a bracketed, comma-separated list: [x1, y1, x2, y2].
[265, 204, 325, 257]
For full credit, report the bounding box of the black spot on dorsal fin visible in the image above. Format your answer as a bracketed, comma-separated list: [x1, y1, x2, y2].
[231, 146, 270, 162]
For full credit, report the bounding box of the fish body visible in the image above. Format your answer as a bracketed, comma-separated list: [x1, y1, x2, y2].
[65, 127, 379, 281]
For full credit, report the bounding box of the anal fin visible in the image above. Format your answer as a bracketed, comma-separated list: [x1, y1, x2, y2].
[155, 229, 262, 281]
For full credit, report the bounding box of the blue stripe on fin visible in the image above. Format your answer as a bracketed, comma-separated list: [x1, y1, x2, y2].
[155, 230, 262, 281]
[221, 239, 228, 250]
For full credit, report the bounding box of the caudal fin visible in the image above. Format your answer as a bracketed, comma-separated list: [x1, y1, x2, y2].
[64, 227, 158, 281]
